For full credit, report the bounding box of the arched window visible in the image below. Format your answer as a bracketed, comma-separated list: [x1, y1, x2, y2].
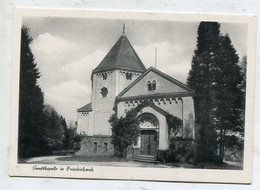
[138, 113, 159, 128]
[104, 142, 108, 153]
[152, 80, 156, 90]
[102, 73, 107, 80]
[126, 72, 133, 80]
[100, 87, 108, 97]
[129, 73, 132, 80]
[147, 81, 156, 91]
[147, 81, 152, 91]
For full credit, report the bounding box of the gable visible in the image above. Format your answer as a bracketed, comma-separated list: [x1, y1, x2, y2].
[118, 67, 191, 98]
[77, 102, 92, 112]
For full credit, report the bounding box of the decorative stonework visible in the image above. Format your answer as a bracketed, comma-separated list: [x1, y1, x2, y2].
[81, 112, 89, 116]
[119, 71, 140, 78]
[96, 71, 113, 78]
[139, 113, 159, 129]
[123, 97, 183, 107]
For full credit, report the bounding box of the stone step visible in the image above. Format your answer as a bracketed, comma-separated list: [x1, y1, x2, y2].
[136, 154, 155, 158]
[134, 155, 156, 160]
[130, 155, 159, 163]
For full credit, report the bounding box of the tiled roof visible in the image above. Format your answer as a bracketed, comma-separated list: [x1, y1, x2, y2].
[77, 102, 92, 112]
[92, 35, 146, 74]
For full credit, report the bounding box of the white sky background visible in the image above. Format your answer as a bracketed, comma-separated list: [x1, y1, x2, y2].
[23, 17, 248, 123]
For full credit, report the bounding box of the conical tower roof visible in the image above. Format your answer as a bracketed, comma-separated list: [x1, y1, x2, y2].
[92, 34, 146, 74]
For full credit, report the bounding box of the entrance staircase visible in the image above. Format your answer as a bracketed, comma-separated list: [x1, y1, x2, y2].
[129, 155, 159, 163]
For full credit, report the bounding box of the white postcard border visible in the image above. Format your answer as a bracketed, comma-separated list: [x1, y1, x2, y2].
[9, 8, 257, 183]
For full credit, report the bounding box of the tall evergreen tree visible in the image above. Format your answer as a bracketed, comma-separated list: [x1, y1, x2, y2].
[18, 26, 79, 157]
[187, 22, 221, 162]
[240, 56, 247, 131]
[18, 26, 44, 158]
[188, 22, 245, 163]
[240, 56, 247, 94]
[214, 35, 244, 162]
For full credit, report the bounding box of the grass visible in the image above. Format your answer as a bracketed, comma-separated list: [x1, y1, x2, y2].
[166, 161, 243, 170]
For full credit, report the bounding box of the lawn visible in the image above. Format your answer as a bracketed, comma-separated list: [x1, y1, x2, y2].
[166, 161, 243, 170]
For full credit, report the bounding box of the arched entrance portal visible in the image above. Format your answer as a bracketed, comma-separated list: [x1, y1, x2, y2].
[139, 113, 159, 156]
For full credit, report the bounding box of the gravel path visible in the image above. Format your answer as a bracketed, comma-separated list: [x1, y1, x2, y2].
[21, 155, 171, 168]
[20, 155, 243, 169]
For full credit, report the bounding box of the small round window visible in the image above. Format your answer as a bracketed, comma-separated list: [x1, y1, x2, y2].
[100, 87, 108, 97]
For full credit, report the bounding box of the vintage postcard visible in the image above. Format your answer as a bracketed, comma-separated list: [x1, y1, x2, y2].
[9, 8, 256, 183]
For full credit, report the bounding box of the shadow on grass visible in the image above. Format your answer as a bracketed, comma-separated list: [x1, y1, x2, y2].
[166, 161, 243, 170]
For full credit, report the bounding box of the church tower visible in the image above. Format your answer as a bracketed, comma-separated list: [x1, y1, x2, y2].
[77, 26, 195, 158]
[90, 26, 146, 137]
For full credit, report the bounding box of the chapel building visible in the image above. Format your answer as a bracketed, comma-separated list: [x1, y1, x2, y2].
[76, 29, 195, 159]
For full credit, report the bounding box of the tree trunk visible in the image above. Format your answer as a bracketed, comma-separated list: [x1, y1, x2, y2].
[219, 128, 226, 163]
[219, 128, 223, 163]
[221, 129, 226, 161]
[123, 149, 127, 158]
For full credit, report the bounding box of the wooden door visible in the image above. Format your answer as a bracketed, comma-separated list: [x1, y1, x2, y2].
[140, 130, 157, 156]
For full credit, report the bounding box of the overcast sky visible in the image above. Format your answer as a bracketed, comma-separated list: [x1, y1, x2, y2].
[23, 17, 248, 123]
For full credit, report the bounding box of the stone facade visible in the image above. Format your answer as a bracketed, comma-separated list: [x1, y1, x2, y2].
[76, 136, 114, 156]
[76, 33, 196, 159]
[91, 70, 142, 136]
[77, 111, 91, 135]
[116, 67, 196, 156]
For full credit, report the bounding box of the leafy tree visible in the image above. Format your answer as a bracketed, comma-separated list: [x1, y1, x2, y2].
[60, 116, 69, 149]
[66, 128, 82, 151]
[40, 106, 80, 154]
[61, 117, 82, 151]
[166, 114, 182, 138]
[41, 105, 65, 152]
[187, 22, 220, 162]
[18, 26, 44, 158]
[109, 104, 141, 158]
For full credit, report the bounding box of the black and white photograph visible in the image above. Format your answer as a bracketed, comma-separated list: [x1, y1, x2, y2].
[9, 8, 256, 183]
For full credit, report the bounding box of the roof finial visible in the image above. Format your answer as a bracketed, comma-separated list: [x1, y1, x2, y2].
[123, 24, 125, 34]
